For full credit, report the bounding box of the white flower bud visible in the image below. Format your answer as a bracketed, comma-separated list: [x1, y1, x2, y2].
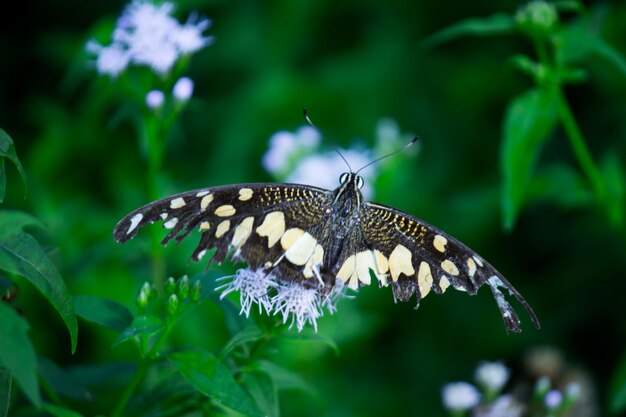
[173, 77, 194, 101]
[145, 90, 165, 109]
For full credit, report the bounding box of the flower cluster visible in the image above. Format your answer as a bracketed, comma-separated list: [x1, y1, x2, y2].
[217, 268, 348, 332]
[442, 358, 586, 417]
[87, 0, 213, 77]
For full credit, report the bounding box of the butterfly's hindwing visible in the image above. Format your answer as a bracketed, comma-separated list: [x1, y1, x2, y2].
[359, 202, 540, 333]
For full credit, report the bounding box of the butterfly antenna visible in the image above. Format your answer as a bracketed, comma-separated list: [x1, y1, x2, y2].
[356, 136, 419, 175]
[303, 107, 353, 173]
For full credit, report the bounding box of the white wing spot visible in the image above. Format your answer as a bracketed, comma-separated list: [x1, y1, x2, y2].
[215, 220, 231, 238]
[164, 218, 178, 229]
[467, 257, 477, 277]
[170, 197, 186, 209]
[196, 190, 210, 197]
[473, 255, 484, 267]
[433, 235, 447, 253]
[238, 188, 253, 201]
[215, 204, 236, 217]
[200, 194, 214, 211]
[197, 249, 207, 260]
[199, 221, 211, 231]
[127, 213, 143, 235]
[160, 213, 168, 220]
[441, 259, 460, 276]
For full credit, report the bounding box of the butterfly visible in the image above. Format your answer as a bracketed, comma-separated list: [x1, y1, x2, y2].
[113, 169, 540, 333]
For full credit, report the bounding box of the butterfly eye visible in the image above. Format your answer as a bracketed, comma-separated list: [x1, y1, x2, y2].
[339, 173, 349, 184]
[356, 176, 364, 189]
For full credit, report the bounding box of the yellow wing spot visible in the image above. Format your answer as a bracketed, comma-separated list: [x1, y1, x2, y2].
[374, 250, 389, 274]
[336, 254, 356, 288]
[441, 259, 460, 276]
[199, 221, 211, 231]
[280, 228, 305, 250]
[215, 205, 236, 217]
[170, 197, 186, 209]
[231, 217, 254, 247]
[388, 244, 415, 282]
[256, 211, 285, 248]
[304, 244, 324, 279]
[215, 220, 231, 238]
[284, 232, 318, 266]
[417, 261, 433, 298]
[200, 194, 214, 211]
[433, 235, 448, 253]
[467, 257, 477, 277]
[238, 188, 253, 201]
[439, 276, 450, 293]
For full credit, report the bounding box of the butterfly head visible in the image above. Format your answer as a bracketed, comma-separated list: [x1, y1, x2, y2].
[334, 172, 365, 210]
[339, 172, 364, 190]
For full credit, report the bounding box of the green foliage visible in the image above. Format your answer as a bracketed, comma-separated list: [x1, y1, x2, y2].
[0, 128, 27, 202]
[73, 294, 133, 332]
[429, 0, 626, 230]
[0, 211, 78, 353]
[0, 302, 40, 406]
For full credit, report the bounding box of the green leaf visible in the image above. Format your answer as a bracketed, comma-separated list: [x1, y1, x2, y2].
[600, 152, 625, 228]
[220, 326, 264, 359]
[0, 211, 41, 235]
[0, 302, 40, 406]
[527, 164, 594, 208]
[0, 214, 78, 353]
[256, 360, 316, 394]
[279, 333, 340, 355]
[0, 368, 11, 417]
[0, 129, 27, 201]
[38, 357, 91, 401]
[168, 350, 264, 417]
[500, 88, 559, 230]
[423, 13, 515, 48]
[112, 315, 162, 347]
[74, 295, 133, 332]
[558, 24, 626, 77]
[241, 370, 278, 417]
[0, 275, 13, 296]
[40, 403, 85, 417]
[610, 353, 626, 414]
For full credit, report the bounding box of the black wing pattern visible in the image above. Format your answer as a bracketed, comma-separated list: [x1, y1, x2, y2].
[359, 201, 540, 333]
[113, 183, 333, 283]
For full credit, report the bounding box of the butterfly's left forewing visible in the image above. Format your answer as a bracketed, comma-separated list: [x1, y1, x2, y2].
[113, 183, 332, 272]
[360, 202, 539, 333]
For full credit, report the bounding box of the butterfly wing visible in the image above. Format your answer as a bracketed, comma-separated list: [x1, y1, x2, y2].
[358, 201, 540, 333]
[113, 183, 333, 278]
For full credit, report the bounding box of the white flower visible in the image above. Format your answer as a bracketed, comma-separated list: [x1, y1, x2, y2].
[262, 126, 320, 174]
[145, 90, 165, 109]
[475, 361, 510, 394]
[272, 282, 322, 332]
[475, 394, 524, 417]
[173, 77, 194, 101]
[321, 279, 352, 314]
[87, 41, 130, 77]
[442, 382, 481, 411]
[544, 390, 562, 409]
[171, 16, 214, 54]
[287, 148, 374, 198]
[87, 0, 212, 76]
[216, 268, 277, 317]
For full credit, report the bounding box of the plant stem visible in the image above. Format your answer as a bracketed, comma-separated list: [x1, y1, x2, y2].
[555, 86, 606, 203]
[110, 320, 175, 417]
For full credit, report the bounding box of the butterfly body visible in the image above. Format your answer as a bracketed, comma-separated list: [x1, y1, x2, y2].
[114, 172, 539, 333]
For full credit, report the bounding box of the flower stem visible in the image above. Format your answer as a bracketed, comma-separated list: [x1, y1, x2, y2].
[110, 360, 149, 417]
[554, 87, 606, 203]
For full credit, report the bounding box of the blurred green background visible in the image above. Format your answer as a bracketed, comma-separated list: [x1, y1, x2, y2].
[1, 0, 626, 415]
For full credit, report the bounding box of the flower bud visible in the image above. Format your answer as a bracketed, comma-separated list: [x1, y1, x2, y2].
[166, 294, 179, 316]
[136, 282, 151, 311]
[534, 376, 551, 399]
[190, 280, 202, 302]
[146, 90, 165, 110]
[177, 275, 189, 300]
[165, 277, 176, 295]
[515, 1, 559, 38]
[173, 77, 194, 101]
